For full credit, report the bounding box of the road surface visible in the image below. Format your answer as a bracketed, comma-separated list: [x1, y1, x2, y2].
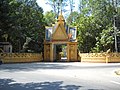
[0, 62, 120, 90]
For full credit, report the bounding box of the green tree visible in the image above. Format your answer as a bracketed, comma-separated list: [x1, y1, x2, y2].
[76, 0, 115, 52]
[0, 0, 45, 52]
[0, 0, 12, 42]
[44, 10, 56, 26]
[46, 0, 68, 18]
[91, 0, 117, 52]
[66, 11, 79, 25]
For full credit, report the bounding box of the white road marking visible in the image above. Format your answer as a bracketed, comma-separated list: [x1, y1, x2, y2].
[110, 81, 120, 85]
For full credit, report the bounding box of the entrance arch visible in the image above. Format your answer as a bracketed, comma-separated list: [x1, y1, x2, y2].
[53, 44, 67, 61]
[44, 13, 78, 62]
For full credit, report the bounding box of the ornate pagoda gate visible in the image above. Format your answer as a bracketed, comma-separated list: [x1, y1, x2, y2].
[44, 13, 78, 62]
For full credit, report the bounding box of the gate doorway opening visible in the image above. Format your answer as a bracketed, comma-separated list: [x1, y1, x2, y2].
[54, 44, 67, 62]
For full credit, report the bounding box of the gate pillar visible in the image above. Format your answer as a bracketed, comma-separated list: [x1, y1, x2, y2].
[67, 42, 78, 62]
[44, 43, 50, 61]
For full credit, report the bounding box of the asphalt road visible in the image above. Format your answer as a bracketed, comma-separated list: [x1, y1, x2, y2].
[0, 62, 120, 90]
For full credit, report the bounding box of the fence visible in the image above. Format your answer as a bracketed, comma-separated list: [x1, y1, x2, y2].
[0, 52, 120, 63]
[0, 53, 43, 64]
[79, 53, 120, 63]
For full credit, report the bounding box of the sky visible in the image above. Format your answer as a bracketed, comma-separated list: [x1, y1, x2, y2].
[36, 0, 52, 13]
[36, 0, 79, 14]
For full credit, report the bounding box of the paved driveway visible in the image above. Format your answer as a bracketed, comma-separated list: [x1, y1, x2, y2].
[0, 62, 120, 90]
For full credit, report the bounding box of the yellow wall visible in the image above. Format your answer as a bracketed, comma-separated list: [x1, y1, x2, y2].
[1, 52, 120, 63]
[0, 53, 43, 64]
[79, 53, 120, 63]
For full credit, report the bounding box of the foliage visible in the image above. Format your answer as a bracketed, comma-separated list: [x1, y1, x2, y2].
[76, 0, 116, 52]
[66, 11, 79, 25]
[0, 0, 45, 52]
[92, 26, 114, 52]
[76, 15, 98, 52]
[44, 10, 56, 26]
[46, 0, 118, 53]
[46, 0, 72, 18]
[1, 0, 120, 53]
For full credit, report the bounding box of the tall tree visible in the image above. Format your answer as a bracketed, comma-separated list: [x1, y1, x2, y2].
[0, 0, 12, 42]
[76, 0, 116, 52]
[46, 0, 57, 18]
[66, 11, 79, 25]
[46, 0, 68, 18]
[69, 0, 74, 13]
[44, 10, 56, 26]
[0, 0, 45, 52]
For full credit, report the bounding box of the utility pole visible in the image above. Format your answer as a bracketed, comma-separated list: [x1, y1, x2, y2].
[114, 20, 118, 52]
[113, 0, 118, 52]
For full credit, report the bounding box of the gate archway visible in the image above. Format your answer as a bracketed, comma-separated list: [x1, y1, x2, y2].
[44, 13, 78, 62]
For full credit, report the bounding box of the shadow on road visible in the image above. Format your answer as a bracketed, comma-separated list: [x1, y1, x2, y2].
[0, 78, 81, 90]
[0, 63, 69, 72]
[0, 78, 104, 90]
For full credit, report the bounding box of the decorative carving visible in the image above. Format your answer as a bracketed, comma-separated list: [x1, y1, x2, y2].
[0, 53, 43, 63]
[52, 24, 68, 41]
[44, 12, 77, 62]
[79, 53, 120, 63]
